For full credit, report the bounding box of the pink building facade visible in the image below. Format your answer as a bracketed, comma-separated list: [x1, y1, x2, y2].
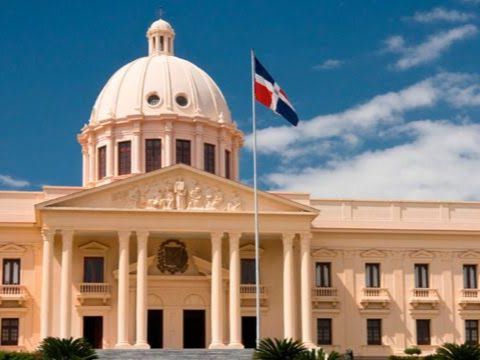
[0, 19, 480, 357]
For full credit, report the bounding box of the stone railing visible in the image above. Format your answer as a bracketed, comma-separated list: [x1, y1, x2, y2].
[240, 284, 267, 299]
[459, 288, 480, 308]
[312, 287, 338, 298]
[77, 283, 111, 304]
[362, 287, 389, 298]
[360, 288, 390, 309]
[410, 288, 439, 309]
[0, 285, 28, 304]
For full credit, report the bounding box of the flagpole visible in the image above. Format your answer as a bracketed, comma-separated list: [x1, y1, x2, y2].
[251, 48, 261, 348]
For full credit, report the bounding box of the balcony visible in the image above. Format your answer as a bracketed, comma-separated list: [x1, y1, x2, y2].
[410, 288, 439, 309]
[312, 287, 339, 309]
[360, 288, 390, 309]
[459, 289, 480, 309]
[77, 283, 111, 305]
[240, 284, 268, 308]
[0, 285, 28, 305]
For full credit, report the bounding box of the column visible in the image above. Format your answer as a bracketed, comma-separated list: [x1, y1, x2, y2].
[132, 129, 141, 174]
[116, 231, 131, 348]
[106, 134, 115, 178]
[228, 232, 243, 348]
[300, 232, 314, 348]
[282, 232, 295, 339]
[59, 229, 74, 338]
[219, 130, 226, 177]
[209, 232, 226, 349]
[135, 231, 149, 348]
[232, 138, 239, 180]
[195, 124, 203, 170]
[88, 139, 95, 183]
[164, 121, 173, 166]
[40, 229, 54, 340]
[81, 146, 88, 186]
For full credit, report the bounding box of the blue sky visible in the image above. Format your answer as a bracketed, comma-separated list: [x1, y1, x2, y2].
[2, 0, 480, 200]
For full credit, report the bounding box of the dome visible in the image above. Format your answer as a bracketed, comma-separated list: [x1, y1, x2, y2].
[89, 19, 232, 124]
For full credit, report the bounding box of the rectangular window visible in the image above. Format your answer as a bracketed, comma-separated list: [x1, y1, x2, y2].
[317, 319, 332, 345]
[1, 318, 19, 346]
[204, 143, 216, 174]
[466, 320, 479, 345]
[176, 139, 191, 165]
[464, 265, 478, 289]
[367, 319, 382, 345]
[2, 259, 20, 285]
[145, 139, 162, 172]
[415, 264, 429, 288]
[365, 263, 380, 288]
[83, 257, 104, 283]
[97, 145, 106, 180]
[118, 141, 131, 175]
[315, 263, 331, 288]
[225, 150, 231, 179]
[241, 259, 256, 284]
[416, 319, 431, 345]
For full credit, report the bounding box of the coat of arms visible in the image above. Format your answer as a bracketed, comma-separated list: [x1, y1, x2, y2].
[157, 239, 188, 274]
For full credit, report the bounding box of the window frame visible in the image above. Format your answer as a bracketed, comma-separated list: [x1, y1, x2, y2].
[204, 143, 216, 174]
[240, 258, 256, 285]
[176, 139, 191, 166]
[367, 319, 382, 345]
[416, 319, 431, 345]
[145, 139, 162, 172]
[317, 318, 332, 345]
[466, 320, 479, 345]
[365, 263, 381, 288]
[464, 264, 478, 289]
[97, 145, 106, 180]
[414, 264, 430, 289]
[2, 259, 20, 285]
[117, 140, 132, 175]
[1, 318, 19, 346]
[315, 262, 332, 288]
[225, 149, 231, 179]
[83, 257, 105, 283]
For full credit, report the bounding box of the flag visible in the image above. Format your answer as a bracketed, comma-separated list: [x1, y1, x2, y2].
[254, 56, 299, 126]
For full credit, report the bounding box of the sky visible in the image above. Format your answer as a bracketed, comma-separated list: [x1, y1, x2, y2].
[2, 0, 480, 200]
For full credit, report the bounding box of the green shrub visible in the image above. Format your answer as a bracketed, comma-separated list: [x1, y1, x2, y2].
[405, 347, 422, 356]
[0, 352, 41, 360]
[253, 338, 307, 360]
[295, 349, 342, 360]
[433, 342, 480, 360]
[38, 337, 98, 360]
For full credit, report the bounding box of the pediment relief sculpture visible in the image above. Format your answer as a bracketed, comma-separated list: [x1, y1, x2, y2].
[458, 250, 480, 259]
[360, 249, 387, 258]
[409, 249, 435, 259]
[111, 176, 242, 211]
[311, 248, 337, 258]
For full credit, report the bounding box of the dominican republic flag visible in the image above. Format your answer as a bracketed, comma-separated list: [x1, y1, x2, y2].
[254, 56, 299, 126]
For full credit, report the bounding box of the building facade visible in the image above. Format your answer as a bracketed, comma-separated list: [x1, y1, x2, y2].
[1, 19, 480, 357]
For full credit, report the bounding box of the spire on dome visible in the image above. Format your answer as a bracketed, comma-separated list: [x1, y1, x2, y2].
[147, 19, 175, 56]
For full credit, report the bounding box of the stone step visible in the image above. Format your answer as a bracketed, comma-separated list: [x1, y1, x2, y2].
[97, 349, 255, 360]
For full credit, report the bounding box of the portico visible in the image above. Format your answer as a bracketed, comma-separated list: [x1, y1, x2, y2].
[36, 164, 318, 349]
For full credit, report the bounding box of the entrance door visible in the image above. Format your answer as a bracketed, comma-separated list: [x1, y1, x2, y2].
[183, 310, 205, 348]
[242, 316, 256, 349]
[83, 316, 103, 349]
[147, 310, 163, 348]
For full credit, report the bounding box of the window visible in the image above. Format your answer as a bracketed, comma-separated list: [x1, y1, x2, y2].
[159, 36, 164, 51]
[415, 264, 429, 288]
[83, 257, 104, 283]
[367, 319, 382, 345]
[2, 259, 20, 285]
[416, 319, 431, 345]
[315, 263, 331, 288]
[366, 263, 380, 288]
[118, 141, 131, 175]
[147, 94, 160, 106]
[317, 319, 332, 345]
[97, 146, 106, 180]
[145, 139, 161, 172]
[204, 143, 216, 174]
[175, 95, 189, 107]
[225, 150, 231, 179]
[176, 139, 191, 165]
[241, 259, 256, 284]
[466, 320, 479, 345]
[464, 265, 478, 289]
[1, 318, 19, 346]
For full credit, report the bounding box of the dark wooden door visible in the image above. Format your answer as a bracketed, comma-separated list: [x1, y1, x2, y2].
[83, 316, 103, 349]
[242, 316, 256, 348]
[183, 310, 205, 348]
[147, 310, 163, 348]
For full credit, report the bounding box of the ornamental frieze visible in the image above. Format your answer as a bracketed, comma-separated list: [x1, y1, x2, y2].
[111, 177, 242, 211]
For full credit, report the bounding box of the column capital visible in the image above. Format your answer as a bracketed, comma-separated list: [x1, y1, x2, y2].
[282, 232, 296, 247]
[228, 232, 242, 243]
[136, 230, 150, 241]
[118, 230, 131, 243]
[211, 232, 224, 243]
[41, 228, 55, 242]
[60, 228, 75, 238]
[300, 232, 312, 249]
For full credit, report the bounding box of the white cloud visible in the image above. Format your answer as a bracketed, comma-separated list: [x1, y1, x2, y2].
[246, 72, 479, 155]
[266, 121, 480, 200]
[0, 175, 29, 188]
[313, 59, 343, 70]
[411, 7, 475, 23]
[385, 24, 478, 70]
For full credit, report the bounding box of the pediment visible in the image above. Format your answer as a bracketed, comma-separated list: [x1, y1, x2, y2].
[78, 241, 109, 252]
[458, 250, 480, 259]
[360, 249, 387, 258]
[240, 244, 264, 258]
[311, 248, 337, 258]
[409, 249, 435, 259]
[37, 164, 317, 214]
[0, 243, 26, 254]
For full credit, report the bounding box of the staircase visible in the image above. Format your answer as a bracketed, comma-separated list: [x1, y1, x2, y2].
[97, 349, 254, 359]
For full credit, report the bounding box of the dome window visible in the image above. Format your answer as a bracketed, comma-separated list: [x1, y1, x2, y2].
[147, 93, 161, 106]
[175, 94, 188, 107]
